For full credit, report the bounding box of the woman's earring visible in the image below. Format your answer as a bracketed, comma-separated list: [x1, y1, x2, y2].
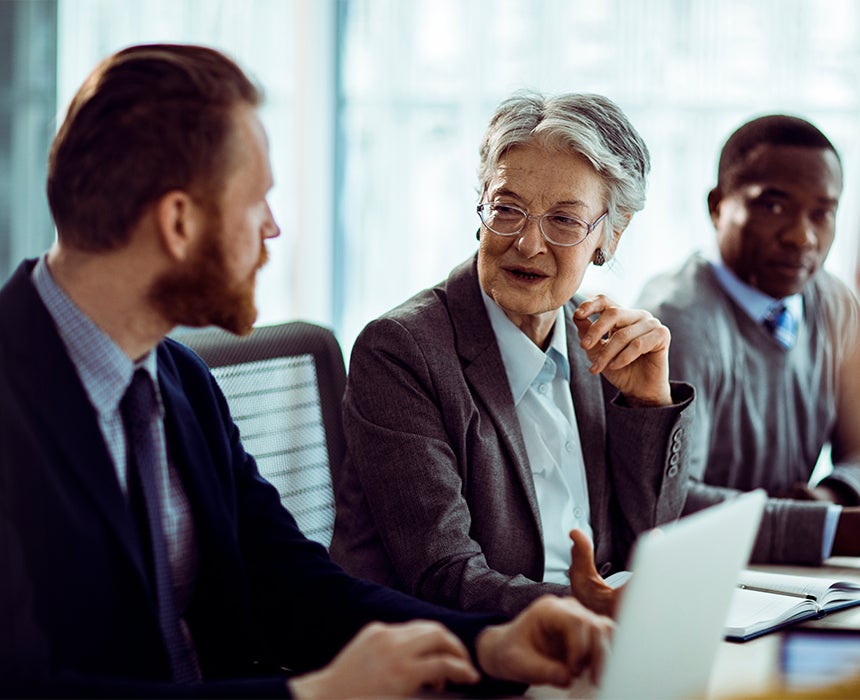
[476, 228, 481, 241]
[593, 248, 606, 266]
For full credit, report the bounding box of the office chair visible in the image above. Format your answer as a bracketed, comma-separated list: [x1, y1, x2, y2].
[173, 322, 346, 548]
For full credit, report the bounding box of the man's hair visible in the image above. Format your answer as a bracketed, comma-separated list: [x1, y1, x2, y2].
[47, 44, 262, 251]
[717, 114, 841, 191]
[477, 91, 650, 239]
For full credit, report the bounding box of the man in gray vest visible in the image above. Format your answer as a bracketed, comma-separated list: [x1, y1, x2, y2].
[638, 115, 860, 564]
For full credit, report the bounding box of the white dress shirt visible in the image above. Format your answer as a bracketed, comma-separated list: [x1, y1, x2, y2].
[481, 290, 591, 584]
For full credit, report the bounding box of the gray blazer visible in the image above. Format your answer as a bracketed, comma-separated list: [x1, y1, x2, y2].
[330, 256, 694, 616]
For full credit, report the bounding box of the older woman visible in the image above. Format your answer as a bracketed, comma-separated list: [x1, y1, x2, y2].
[330, 92, 694, 618]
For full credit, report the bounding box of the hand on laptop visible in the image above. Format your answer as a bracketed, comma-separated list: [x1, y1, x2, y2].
[568, 529, 623, 617]
[291, 597, 614, 697]
[289, 620, 481, 698]
[476, 595, 614, 687]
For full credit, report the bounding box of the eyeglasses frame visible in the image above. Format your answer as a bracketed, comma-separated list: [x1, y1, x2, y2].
[476, 202, 608, 247]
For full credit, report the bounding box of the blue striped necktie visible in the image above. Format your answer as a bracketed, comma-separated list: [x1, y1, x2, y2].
[121, 369, 200, 683]
[763, 302, 797, 350]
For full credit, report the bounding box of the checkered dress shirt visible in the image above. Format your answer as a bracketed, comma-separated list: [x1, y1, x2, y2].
[31, 256, 199, 642]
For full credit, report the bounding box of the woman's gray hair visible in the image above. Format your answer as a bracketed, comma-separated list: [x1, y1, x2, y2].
[478, 91, 650, 252]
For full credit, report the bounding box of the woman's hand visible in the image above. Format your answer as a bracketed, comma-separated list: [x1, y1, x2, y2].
[573, 295, 672, 407]
[568, 529, 622, 618]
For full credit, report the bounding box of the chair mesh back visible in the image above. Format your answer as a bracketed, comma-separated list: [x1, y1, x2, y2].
[210, 356, 334, 545]
[172, 322, 345, 548]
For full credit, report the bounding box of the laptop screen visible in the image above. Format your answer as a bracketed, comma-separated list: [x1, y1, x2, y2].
[597, 490, 765, 700]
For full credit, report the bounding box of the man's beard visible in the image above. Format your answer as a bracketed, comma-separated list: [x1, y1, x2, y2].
[149, 225, 268, 336]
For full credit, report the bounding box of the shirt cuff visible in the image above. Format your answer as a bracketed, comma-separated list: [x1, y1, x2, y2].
[822, 504, 842, 559]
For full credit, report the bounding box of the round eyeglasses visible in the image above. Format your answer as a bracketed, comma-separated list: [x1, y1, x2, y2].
[476, 202, 608, 247]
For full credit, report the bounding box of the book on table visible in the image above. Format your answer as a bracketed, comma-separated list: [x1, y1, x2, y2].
[725, 569, 860, 642]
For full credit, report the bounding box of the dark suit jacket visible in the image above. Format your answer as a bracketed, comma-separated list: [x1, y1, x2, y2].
[330, 256, 694, 617]
[0, 259, 507, 698]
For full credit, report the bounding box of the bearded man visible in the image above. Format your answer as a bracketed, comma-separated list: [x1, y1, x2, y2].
[0, 44, 614, 698]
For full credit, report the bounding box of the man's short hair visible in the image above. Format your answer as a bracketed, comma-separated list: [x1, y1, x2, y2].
[477, 91, 650, 241]
[47, 44, 262, 252]
[716, 114, 841, 191]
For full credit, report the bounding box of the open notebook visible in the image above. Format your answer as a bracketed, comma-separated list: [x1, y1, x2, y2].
[726, 569, 860, 641]
[596, 490, 766, 700]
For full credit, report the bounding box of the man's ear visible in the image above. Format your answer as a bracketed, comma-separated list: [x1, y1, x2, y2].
[707, 187, 723, 227]
[154, 190, 203, 261]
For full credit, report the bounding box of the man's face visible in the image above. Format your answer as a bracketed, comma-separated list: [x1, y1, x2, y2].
[710, 144, 842, 299]
[150, 105, 279, 335]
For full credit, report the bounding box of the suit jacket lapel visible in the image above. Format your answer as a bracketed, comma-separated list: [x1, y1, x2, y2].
[2, 261, 151, 586]
[156, 346, 255, 595]
[444, 257, 542, 536]
[156, 352, 233, 548]
[155, 346, 260, 658]
[563, 302, 610, 556]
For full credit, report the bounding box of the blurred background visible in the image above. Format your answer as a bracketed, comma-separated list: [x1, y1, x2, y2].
[2, 0, 859, 354]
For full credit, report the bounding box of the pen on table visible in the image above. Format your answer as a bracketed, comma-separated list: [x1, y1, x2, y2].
[738, 584, 816, 600]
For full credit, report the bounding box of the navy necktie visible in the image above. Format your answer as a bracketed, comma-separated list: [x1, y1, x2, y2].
[763, 302, 797, 350]
[121, 369, 199, 683]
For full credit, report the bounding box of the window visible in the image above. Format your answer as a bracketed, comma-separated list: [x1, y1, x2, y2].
[53, 0, 337, 329]
[0, 0, 56, 280]
[337, 0, 860, 349]
[3, 0, 859, 352]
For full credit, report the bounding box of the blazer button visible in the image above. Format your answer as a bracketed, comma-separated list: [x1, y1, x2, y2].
[667, 464, 679, 478]
[599, 561, 612, 577]
[669, 453, 680, 466]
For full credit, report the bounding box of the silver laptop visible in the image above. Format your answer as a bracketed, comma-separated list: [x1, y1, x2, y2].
[597, 489, 766, 700]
